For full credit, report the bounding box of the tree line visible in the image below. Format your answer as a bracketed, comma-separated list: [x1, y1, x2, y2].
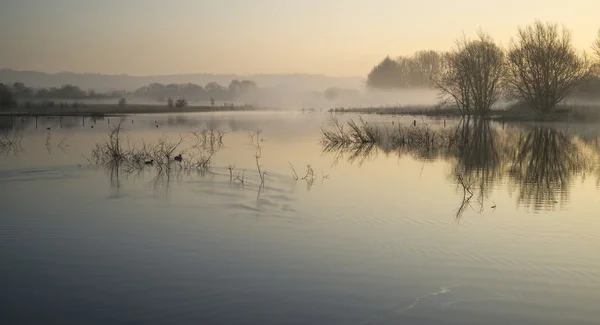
[132, 79, 257, 103]
[0, 82, 124, 101]
[367, 22, 600, 118]
[366, 50, 443, 88]
[0, 79, 260, 109]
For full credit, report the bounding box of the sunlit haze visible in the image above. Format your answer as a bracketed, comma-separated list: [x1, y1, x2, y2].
[1, 0, 599, 76]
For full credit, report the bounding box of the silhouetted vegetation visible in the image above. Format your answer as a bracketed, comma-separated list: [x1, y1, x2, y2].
[435, 33, 504, 116]
[134, 80, 257, 103]
[505, 21, 592, 117]
[367, 21, 600, 119]
[5, 82, 124, 100]
[321, 116, 380, 146]
[175, 98, 188, 108]
[593, 29, 600, 60]
[89, 118, 224, 172]
[0, 83, 17, 109]
[0, 79, 261, 109]
[366, 51, 443, 89]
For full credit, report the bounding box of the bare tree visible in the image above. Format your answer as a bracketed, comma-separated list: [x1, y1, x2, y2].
[592, 29, 600, 77]
[435, 33, 504, 116]
[505, 21, 592, 116]
[593, 29, 600, 60]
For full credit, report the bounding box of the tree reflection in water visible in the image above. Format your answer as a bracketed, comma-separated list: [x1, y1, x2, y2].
[320, 117, 597, 217]
[449, 118, 501, 220]
[507, 127, 590, 210]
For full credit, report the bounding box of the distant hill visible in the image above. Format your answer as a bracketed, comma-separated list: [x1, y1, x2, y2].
[0, 69, 364, 92]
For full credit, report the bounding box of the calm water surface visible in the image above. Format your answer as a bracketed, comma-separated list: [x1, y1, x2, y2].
[1, 112, 600, 325]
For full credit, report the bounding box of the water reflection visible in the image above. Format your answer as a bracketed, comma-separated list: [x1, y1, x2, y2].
[0, 129, 23, 156]
[321, 118, 598, 213]
[508, 127, 589, 210]
[321, 140, 378, 166]
[450, 118, 501, 213]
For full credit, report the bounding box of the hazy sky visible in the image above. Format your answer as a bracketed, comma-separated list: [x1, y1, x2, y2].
[1, 0, 598, 76]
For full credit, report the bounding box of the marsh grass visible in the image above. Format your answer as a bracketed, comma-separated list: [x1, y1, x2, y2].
[90, 117, 224, 173]
[321, 116, 380, 145]
[321, 116, 452, 164]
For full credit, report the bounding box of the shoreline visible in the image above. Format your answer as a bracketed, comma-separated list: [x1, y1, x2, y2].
[0, 104, 272, 117]
[327, 105, 600, 123]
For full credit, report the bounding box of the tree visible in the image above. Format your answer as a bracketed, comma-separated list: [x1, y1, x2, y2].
[12, 82, 33, 98]
[118, 98, 126, 108]
[593, 29, 600, 60]
[175, 98, 188, 108]
[435, 33, 505, 116]
[411, 50, 444, 86]
[366, 52, 444, 89]
[366, 56, 402, 89]
[593, 29, 600, 77]
[0, 83, 16, 109]
[505, 21, 592, 116]
[205, 82, 227, 100]
[167, 97, 174, 108]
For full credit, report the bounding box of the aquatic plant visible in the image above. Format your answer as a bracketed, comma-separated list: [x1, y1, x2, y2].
[249, 129, 266, 187]
[89, 118, 224, 172]
[321, 116, 379, 145]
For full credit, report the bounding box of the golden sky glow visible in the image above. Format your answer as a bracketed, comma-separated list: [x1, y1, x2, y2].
[1, 0, 598, 76]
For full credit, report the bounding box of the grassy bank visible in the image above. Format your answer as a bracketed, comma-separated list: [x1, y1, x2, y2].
[329, 103, 600, 123]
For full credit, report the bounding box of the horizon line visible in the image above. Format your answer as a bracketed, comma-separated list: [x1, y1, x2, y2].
[0, 68, 365, 79]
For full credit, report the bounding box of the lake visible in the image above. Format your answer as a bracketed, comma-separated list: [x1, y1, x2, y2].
[1, 111, 600, 325]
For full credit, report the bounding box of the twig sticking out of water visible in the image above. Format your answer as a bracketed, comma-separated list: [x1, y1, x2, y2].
[289, 162, 299, 181]
[233, 169, 245, 185]
[249, 129, 266, 187]
[228, 164, 235, 181]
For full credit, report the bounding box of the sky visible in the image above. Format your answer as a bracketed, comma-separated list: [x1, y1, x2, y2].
[0, 0, 599, 77]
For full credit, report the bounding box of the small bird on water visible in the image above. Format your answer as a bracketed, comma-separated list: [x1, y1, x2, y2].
[144, 159, 154, 165]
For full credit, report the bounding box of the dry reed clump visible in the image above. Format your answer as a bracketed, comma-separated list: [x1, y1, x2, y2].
[322, 116, 450, 154]
[321, 116, 380, 145]
[89, 118, 224, 172]
[387, 121, 442, 148]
